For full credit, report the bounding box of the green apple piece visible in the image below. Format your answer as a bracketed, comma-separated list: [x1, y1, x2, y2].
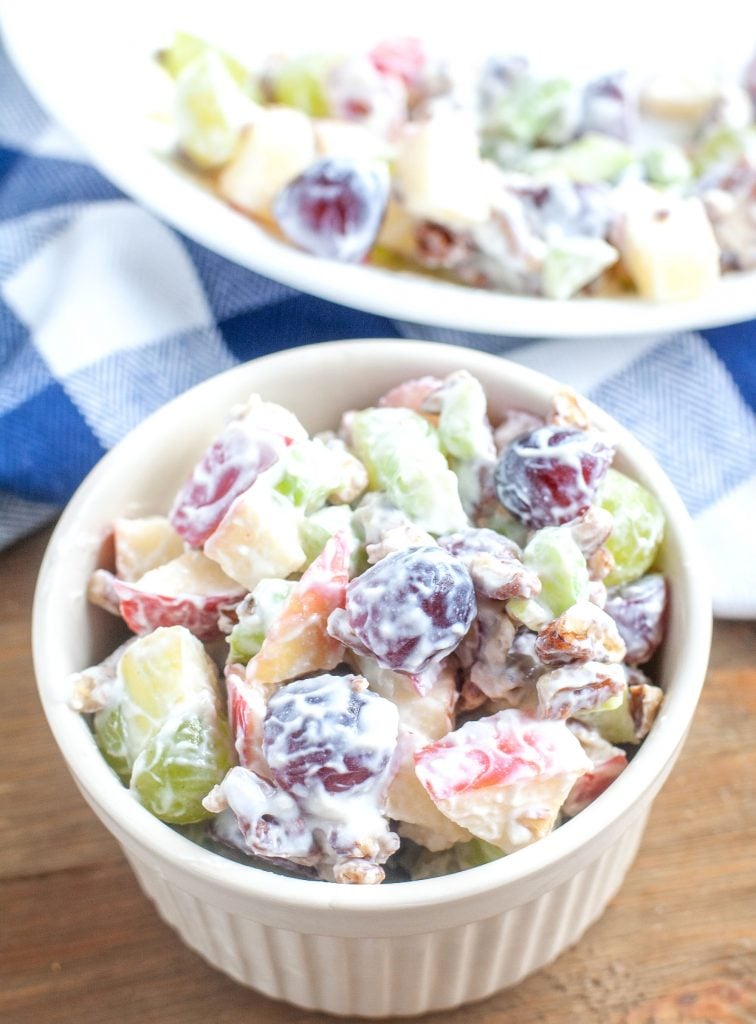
[93, 704, 131, 781]
[599, 469, 665, 587]
[350, 407, 468, 534]
[227, 579, 296, 665]
[131, 714, 233, 824]
[270, 54, 335, 117]
[174, 50, 257, 169]
[507, 526, 590, 630]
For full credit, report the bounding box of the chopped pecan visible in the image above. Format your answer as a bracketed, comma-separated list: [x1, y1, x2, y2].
[628, 680, 664, 739]
[536, 660, 626, 719]
[365, 523, 436, 564]
[467, 551, 541, 601]
[587, 547, 615, 582]
[571, 506, 614, 556]
[333, 859, 386, 885]
[414, 221, 475, 270]
[493, 409, 545, 451]
[549, 387, 593, 431]
[536, 601, 626, 665]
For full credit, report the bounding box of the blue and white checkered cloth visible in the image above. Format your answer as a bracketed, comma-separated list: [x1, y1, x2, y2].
[2, 39, 755, 618]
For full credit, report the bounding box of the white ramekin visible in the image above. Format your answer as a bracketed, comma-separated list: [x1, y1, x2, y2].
[32, 339, 712, 1017]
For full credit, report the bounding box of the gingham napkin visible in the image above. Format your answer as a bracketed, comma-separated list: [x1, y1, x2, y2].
[1, 41, 754, 618]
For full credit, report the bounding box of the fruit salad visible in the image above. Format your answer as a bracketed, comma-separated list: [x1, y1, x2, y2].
[151, 31, 756, 301]
[70, 371, 668, 884]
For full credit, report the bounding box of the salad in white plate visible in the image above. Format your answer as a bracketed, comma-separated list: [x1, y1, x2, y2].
[70, 370, 668, 884]
[151, 30, 756, 303]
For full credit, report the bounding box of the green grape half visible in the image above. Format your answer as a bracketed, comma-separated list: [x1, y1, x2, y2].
[93, 704, 131, 781]
[599, 469, 665, 587]
[131, 715, 233, 825]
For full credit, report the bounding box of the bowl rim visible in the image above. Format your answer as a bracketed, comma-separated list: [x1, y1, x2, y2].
[32, 338, 713, 916]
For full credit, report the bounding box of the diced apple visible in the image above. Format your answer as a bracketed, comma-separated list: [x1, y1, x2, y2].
[387, 733, 474, 851]
[235, 392, 310, 446]
[314, 118, 392, 162]
[575, 678, 664, 744]
[203, 472, 306, 590]
[113, 515, 184, 582]
[377, 375, 444, 415]
[354, 654, 457, 738]
[245, 531, 350, 691]
[563, 720, 627, 816]
[374, 196, 420, 261]
[217, 105, 316, 221]
[170, 394, 307, 547]
[536, 661, 626, 720]
[414, 708, 591, 853]
[393, 111, 491, 228]
[616, 189, 721, 301]
[118, 624, 223, 759]
[112, 550, 245, 640]
[225, 663, 269, 776]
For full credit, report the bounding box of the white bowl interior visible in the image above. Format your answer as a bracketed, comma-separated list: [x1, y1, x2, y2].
[32, 339, 712, 929]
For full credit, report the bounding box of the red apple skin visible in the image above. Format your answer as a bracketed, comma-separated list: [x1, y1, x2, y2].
[170, 422, 282, 547]
[112, 575, 244, 642]
[226, 667, 269, 777]
[562, 751, 627, 817]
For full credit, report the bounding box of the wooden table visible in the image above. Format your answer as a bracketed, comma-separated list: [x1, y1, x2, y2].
[2, 527, 754, 1024]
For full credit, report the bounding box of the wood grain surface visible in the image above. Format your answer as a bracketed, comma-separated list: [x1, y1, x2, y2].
[1, 527, 754, 1024]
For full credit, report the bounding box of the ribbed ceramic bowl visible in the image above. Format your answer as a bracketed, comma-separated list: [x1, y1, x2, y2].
[32, 339, 711, 1017]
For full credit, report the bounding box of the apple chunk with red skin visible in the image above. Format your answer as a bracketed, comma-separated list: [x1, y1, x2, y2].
[108, 550, 245, 641]
[562, 720, 628, 817]
[245, 530, 351, 692]
[225, 664, 269, 777]
[414, 708, 591, 853]
[169, 396, 308, 548]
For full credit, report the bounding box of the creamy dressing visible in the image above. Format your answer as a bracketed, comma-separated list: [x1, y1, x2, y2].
[72, 367, 668, 882]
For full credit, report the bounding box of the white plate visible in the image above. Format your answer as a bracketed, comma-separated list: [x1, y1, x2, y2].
[3, 0, 756, 337]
